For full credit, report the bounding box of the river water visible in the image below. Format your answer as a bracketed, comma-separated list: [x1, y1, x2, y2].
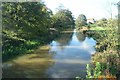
[2, 30, 96, 78]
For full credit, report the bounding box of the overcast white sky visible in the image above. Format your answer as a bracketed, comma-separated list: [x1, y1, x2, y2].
[43, 0, 119, 20]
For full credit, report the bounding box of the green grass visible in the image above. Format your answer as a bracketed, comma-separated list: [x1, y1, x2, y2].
[90, 27, 106, 30]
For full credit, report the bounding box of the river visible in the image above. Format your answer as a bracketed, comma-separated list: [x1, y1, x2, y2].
[2, 30, 96, 78]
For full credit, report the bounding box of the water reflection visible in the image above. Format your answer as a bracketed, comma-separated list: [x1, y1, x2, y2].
[47, 30, 96, 78]
[76, 32, 86, 42]
[54, 32, 73, 46]
[2, 48, 55, 78]
[2, 30, 96, 78]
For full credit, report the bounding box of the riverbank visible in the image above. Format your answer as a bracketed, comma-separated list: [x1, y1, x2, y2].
[2, 31, 56, 62]
[2, 29, 96, 78]
[2, 28, 75, 62]
[82, 19, 120, 79]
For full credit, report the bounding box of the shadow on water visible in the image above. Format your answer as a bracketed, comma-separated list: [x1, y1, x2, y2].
[2, 29, 96, 78]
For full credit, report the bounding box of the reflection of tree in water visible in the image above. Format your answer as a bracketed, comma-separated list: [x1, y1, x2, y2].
[86, 31, 104, 42]
[55, 32, 73, 46]
[76, 32, 86, 42]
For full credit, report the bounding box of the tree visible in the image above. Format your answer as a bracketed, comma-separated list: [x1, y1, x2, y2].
[52, 9, 75, 30]
[96, 18, 108, 27]
[2, 2, 52, 40]
[2, 2, 53, 61]
[75, 14, 87, 28]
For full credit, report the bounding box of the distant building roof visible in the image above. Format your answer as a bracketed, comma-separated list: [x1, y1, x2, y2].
[87, 18, 95, 23]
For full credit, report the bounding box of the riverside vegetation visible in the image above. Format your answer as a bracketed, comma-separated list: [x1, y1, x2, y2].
[2, 2, 75, 61]
[2, 1, 120, 79]
[76, 18, 119, 79]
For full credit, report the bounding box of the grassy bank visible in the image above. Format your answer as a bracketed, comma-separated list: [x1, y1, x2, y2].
[90, 26, 106, 30]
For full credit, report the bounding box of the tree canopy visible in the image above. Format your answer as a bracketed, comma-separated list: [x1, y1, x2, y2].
[2, 2, 75, 61]
[52, 9, 75, 30]
[2, 2, 54, 61]
[75, 14, 87, 28]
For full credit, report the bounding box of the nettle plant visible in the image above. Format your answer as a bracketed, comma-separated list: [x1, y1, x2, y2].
[86, 62, 117, 79]
[86, 62, 102, 78]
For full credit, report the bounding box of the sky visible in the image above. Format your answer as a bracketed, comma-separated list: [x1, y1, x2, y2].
[42, 0, 119, 20]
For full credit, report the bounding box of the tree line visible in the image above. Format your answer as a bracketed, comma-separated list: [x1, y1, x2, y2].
[2, 1, 119, 79]
[2, 2, 76, 61]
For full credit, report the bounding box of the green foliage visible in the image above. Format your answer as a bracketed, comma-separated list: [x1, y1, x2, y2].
[90, 18, 119, 77]
[93, 62, 102, 77]
[88, 18, 108, 30]
[2, 2, 75, 61]
[52, 9, 75, 30]
[75, 14, 87, 28]
[2, 2, 55, 61]
[2, 2, 52, 39]
[90, 27, 105, 30]
[95, 18, 108, 27]
[86, 62, 106, 78]
[86, 64, 92, 78]
[85, 17, 119, 78]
